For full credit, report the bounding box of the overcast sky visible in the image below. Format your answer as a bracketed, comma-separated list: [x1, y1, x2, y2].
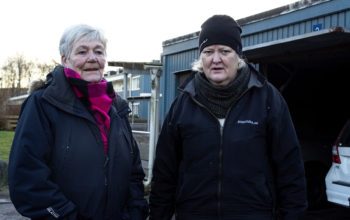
[0, 0, 297, 65]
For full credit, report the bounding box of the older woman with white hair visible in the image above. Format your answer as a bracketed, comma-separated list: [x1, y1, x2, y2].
[8, 24, 148, 220]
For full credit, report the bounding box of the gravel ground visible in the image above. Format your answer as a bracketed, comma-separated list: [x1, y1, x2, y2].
[0, 189, 28, 220]
[2, 188, 350, 220]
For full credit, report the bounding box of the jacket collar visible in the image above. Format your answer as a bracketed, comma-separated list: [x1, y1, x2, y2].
[180, 63, 266, 97]
[42, 65, 96, 121]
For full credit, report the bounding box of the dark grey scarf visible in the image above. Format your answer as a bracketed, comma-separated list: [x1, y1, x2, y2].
[194, 65, 250, 118]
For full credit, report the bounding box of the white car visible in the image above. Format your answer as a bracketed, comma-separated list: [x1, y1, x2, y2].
[325, 120, 350, 207]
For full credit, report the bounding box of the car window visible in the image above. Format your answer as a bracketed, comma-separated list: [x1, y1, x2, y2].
[339, 120, 350, 146]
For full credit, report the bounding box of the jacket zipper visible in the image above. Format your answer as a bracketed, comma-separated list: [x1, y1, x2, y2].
[189, 97, 224, 218]
[188, 86, 252, 219]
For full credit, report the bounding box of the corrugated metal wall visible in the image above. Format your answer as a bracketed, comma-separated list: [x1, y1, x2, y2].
[242, 6, 350, 47]
[160, 49, 198, 121]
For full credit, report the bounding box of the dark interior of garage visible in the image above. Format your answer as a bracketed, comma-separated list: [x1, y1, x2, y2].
[246, 28, 350, 210]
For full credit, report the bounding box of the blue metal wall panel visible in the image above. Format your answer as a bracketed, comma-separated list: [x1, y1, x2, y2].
[139, 74, 151, 119]
[241, 0, 350, 35]
[159, 49, 198, 122]
[242, 3, 350, 48]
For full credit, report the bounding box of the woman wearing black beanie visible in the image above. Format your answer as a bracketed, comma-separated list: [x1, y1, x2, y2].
[150, 14, 307, 220]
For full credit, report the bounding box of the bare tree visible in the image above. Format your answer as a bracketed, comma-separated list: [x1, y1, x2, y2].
[1, 54, 35, 89]
[0, 55, 56, 90]
[0, 56, 56, 128]
[2, 58, 17, 89]
[37, 61, 56, 79]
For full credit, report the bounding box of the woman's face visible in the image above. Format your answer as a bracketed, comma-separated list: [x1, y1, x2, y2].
[201, 44, 239, 86]
[62, 38, 106, 82]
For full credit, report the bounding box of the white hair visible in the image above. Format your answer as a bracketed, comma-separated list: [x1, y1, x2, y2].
[191, 54, 246, 72]
[59, 24, 107, 59]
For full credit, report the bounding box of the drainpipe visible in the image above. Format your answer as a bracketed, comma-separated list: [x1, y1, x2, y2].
[123, 71, 128, 99]
[143, 65, 161, 188]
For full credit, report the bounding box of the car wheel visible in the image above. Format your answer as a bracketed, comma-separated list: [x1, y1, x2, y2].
[305, 162, 328, 210]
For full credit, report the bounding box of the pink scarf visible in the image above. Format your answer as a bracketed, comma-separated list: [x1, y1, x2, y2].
[64, 67, 116, 155]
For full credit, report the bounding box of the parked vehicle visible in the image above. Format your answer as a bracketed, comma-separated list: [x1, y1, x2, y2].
[325, 120, 350, 207]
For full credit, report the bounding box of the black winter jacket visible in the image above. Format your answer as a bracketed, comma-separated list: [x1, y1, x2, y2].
[8, 66, 148, 220]
[149, 65, 307, 220]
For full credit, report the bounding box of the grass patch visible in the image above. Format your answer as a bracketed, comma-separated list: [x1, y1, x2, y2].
[0, 130, 13, 190]
[0, 130, 14, 163]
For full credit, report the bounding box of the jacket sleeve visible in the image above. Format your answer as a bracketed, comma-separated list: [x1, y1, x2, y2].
[149, 100, 180, 220]
[267, 86, 308, 220]
[8, 94, 76, 219]
[124, 118, 149, 220]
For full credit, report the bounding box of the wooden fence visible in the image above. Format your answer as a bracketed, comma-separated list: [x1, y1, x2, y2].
[2, 115, 19, 130]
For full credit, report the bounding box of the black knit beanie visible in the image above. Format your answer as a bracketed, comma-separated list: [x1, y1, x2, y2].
[199, 15, 242, 55]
